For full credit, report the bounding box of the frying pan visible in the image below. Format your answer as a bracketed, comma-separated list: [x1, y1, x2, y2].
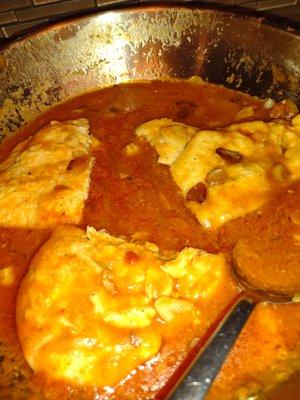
[0, 4, 299, 141]
[0, 3, 299, 399]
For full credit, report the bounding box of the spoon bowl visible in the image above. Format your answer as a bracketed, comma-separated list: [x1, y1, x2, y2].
[169, 229, 298, 400]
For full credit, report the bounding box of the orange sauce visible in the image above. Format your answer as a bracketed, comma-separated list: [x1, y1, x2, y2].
[0, 80, 299, 399]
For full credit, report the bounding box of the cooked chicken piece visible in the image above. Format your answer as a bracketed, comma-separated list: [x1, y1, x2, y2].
[0, 118, 97, 228]
[16, 225, 233, 387]
[135, 115, 300, 229]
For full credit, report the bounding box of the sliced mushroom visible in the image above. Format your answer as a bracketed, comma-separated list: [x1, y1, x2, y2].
[216, 147, 243, 163]
[235, 106, 254, 121]
[186, 182, 207, 203]
[205, 167, 227, 185]
[263, 98, 274, 109]
[67, 155, 89, 172]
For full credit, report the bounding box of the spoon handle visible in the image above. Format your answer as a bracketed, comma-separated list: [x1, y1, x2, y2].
[169, 299, 255, 400]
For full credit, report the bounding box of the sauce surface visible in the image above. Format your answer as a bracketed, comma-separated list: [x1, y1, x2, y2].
[0, 80, 299, 399]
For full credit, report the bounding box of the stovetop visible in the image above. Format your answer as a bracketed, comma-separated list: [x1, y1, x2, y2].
[0, 0, 299, 45]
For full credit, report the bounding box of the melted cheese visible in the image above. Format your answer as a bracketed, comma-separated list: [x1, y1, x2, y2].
[0, 119, 96, 228]
[135, 115, 300, 229]
[16, 225, 231, 387]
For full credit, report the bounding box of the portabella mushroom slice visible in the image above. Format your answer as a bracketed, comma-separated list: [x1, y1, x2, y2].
[135, 115, 300, 229]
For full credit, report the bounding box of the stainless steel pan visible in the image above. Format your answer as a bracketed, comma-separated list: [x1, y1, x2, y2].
[0, 4, 299, 142]
[0, 4, 299, 399]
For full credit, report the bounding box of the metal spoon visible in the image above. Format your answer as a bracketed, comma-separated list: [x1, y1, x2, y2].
[168, 250, 296, 400]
